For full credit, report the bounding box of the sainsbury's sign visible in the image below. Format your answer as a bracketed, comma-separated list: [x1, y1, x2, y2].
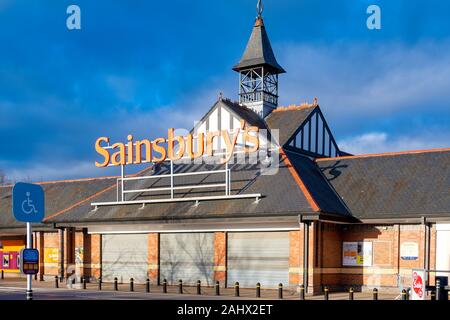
[94, 120, 259, 167]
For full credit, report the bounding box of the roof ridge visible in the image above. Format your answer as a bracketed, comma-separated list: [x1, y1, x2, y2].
[315, 147, 450, 162]
[0, 175, 120, 188]
[280, 148, 320, 212]
[273, 100, 318, 113]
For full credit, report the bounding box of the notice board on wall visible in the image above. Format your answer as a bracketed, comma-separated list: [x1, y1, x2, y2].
[342, 241, 373, 266]
[44, 248, 59, 264]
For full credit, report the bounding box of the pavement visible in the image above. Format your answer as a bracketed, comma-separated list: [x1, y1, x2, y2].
[0, 277, 404, 300]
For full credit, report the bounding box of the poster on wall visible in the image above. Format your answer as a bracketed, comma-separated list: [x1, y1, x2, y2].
[44, 248, 59, 264]
[401, 242, 419, 260]
[342, 241, 373, 266]
[411, 269, 426, 300]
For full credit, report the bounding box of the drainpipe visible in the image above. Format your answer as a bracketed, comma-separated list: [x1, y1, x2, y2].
[299, 215, 310, 294]
[422, 217, 430, 284]
[58, 227, 65, 281]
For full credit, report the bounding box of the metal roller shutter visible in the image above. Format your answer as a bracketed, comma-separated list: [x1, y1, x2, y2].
[160, 233, 214, 286]
[101, 234, 148, 283]
[227, 232, 289, 288]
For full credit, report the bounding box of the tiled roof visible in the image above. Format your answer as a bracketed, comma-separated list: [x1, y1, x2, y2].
[265, 104, 317, 147]
[317, 149, 450, 219]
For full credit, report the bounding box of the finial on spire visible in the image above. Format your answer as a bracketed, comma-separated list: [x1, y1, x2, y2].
[257, 0, 264, 18]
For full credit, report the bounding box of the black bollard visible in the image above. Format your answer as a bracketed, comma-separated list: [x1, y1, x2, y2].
[163, 279, 167, 293]
[431, 291, 436, 300]
[349, 287, 354, 300]
[235, 282, 240, 297]
[278, 283, 283, 299]
[82, 276, 87, 290]
[34, 273, 37, 281]
[324, 286, 329, 300]
[215, 281, 220, 296]
[146, 279, 150, 293]
[114, 277, 118, 291]
[299, 284, 305, 300]
[1, 270, 3, 279]
[178, 279, 183, 294]
[130, 278, 134, 292]
[54, 275, 59, 288]
[197, 280, 201, 295]
[98, 278, 102, 291]
[401, 289, 407, 300]
[256, 282, 261, 298]
[373, 288, 378, 300]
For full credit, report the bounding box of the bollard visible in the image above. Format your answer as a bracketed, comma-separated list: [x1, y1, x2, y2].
[256, 282, 261, 298]
[130, 278, 134, 292]
[146, 279, 150, 293]
[34, 273, 37, 281]
[82, 276, 87, 290]
[178, 279, 183, 294]
[278, 283, 283, 299]
[299, 284, 305, 300]
[114, 277, 118, 291]
[435, 278, 448, 301]
[1, 270, 3, 279]
[401, 289, 407, 300]
[235, 282, 240, 297]
[163, 279, 167, 293]
[373, 288, 378, 300]
[215, 281, 220, 296]
[54, 275, 59, 288]
[324, 286, 329, 300]
[98, 278, 102, 291]
[431, 291, 436, 300]
[197, 280, 201, 295]
[349, 287, 354, 300]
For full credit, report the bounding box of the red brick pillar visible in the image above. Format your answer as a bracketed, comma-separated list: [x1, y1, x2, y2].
[74, 230, 86, 280]
[90, 234, 102, 280]
[289, 230, 302, 287]
[213, 232, 227, 285]
[148, 233, 159, 284]
[35, 232, 45, 278]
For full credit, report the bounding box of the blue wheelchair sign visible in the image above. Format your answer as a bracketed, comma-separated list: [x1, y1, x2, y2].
[12, 182, 45, 222]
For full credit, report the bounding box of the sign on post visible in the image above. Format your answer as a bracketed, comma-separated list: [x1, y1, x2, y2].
[12, 182, 45, 300]
[20, 249, 39, 275]
[12, 182, 45, 222]
[411, 269, 426, 300]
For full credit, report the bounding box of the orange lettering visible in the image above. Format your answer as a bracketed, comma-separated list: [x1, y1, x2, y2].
[95, 137, 110, 167]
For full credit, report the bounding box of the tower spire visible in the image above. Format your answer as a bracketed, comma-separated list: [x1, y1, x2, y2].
[233, 0, 285, 118]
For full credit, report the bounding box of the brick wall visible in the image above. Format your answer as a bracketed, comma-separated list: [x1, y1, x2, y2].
[42, 232, 60, 276]
[316, 222, 435, 291]
[34, 222, 437, 291]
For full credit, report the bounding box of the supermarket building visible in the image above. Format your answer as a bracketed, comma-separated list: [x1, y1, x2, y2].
[1, 6, 449, 294]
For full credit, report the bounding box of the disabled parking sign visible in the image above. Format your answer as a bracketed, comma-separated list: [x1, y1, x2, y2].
[12, 182, 45, 222]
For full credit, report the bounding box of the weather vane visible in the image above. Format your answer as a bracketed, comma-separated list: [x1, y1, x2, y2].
[257, 0, 264, 18]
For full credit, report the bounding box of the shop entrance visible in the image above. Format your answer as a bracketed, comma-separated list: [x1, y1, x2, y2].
[159, 233, 214, 286]
[101, 234, 148, 283]
[227, 231, 289, 288]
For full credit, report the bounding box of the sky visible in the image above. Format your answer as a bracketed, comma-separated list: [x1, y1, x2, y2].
[0, 0, 449, 182]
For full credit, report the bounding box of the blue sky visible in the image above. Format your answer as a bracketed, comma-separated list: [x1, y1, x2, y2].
[0, 0, 449, 181]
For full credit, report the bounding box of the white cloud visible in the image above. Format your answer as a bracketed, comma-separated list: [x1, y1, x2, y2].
[339, 131, 450, 155]
[278, 41, 450, 118]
